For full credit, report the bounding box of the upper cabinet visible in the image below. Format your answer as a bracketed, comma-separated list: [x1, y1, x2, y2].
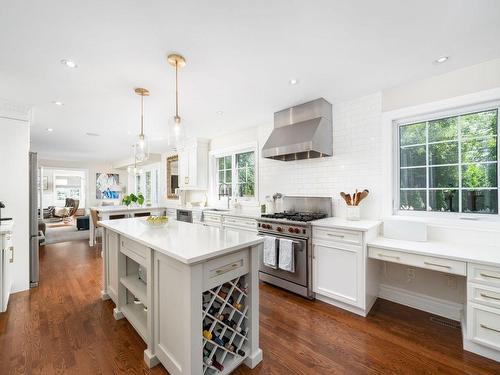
[177, 138, 209, 190]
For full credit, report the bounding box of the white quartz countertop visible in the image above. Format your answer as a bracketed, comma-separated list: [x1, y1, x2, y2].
[94, 205, 166, 213]
[98, 217, 263, 264]
[312, 217, 381, 232]
[0, 221, 14, 234]
[368, 236, 500, 267]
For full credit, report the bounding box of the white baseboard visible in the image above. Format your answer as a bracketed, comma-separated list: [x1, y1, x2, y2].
[378, 284, 463, 321]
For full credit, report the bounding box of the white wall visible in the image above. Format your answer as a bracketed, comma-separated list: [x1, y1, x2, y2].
[0, 115, 30, 293]
[38, 159, 128, 208]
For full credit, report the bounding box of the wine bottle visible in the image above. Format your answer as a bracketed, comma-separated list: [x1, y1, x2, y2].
[230, 320, 242, 332]
[213, 336, 224, 346]
[203, 356, 213, 366]
[212, 357, 224, 371]
[233, 302, 242, 310]
[237, 349, 246, 356]
[203, 330, 212, 340]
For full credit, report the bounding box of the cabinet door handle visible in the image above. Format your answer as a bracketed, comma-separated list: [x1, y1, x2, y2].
[480, 324, 500, 334]
[480, 293, 500, 301]
[378, 253, 400, 260]
[9, 246, 14, 263]
[424, 261, 451, 269]
[480, 273, 500, 280]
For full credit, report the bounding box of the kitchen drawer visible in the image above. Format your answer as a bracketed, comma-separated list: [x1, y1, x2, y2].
[368, 247, 466, 276]
[165, 208, 177, 217]
[223, 216, 257, 231]
[313, 227, 362, 246]
[202, 249, 249, 291]
[468, 263, 500, 288]
[203, 213, 222, 226]
[120, 236, 148, 267]
[467, 302, 500, 351]
[468, 283, 500, 309]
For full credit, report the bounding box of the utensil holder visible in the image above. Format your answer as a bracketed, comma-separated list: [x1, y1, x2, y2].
[346, 206, 360, 221]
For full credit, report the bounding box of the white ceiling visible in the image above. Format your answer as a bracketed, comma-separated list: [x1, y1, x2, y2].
[1, 0, 500, 162]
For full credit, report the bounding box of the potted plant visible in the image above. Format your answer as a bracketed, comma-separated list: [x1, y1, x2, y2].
[122, 193, 145, 207]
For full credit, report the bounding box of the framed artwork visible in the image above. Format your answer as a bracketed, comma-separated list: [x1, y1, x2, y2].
[96, 173, 120, 199]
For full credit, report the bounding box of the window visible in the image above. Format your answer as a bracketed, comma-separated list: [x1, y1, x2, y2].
[397, 108, 498, 214]
[213, 147, 257, 202]
[132, 164, 160, 205]
[53, 170, 86, 208]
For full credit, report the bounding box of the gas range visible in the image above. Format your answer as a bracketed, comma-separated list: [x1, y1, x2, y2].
[257, 196, 332, 299]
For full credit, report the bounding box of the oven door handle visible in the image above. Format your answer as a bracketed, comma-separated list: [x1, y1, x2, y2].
[257, 234, 303, 249]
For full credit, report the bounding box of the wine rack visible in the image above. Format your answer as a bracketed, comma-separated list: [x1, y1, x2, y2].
[202, 276, 249, 374]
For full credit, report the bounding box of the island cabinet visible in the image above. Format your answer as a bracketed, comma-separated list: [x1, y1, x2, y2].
[100, 218, 263, 375]
[0, 225, 14, 312]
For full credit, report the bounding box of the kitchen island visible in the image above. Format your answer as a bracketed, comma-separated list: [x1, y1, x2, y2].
[99, 217, 263, 375]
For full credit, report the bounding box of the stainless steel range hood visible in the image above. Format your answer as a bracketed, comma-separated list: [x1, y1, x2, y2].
[262, 98, 333, 161]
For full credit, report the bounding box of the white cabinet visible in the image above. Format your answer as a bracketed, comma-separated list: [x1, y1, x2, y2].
[312, 224, 379, 317]
[222, 215, 257, 233]
[103, 229, 120, 304]
[178, 138, 209, 190]
[202, 212, 222, 228]
[0, 231, 13, 312]
[313, 243, 362, 308]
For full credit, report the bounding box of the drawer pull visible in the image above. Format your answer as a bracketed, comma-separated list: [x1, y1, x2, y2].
[378, 253, 400, 260]
[480, 273, 500, 280]
[327, 233, 345, 238]
[9, 246, 14, 263]
[480, 293, 500, 302]
[215, 262, 240, 275]
[424, 261, 451, 269]
[480, 324, 500, 334]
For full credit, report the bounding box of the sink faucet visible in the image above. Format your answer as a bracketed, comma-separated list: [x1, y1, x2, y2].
[218, 183, 231, 209]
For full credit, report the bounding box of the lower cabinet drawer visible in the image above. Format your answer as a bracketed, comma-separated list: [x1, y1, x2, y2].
[313, 227, 362, 246]
[223, 216, 257, 231]
[468, 283, 500, 309]
[120, 236, 148, 266]
[202, 249, 249, 291]
[467, 302, 500, 351]
[368, 247, 466, 276]
[468, 263, 500, 288]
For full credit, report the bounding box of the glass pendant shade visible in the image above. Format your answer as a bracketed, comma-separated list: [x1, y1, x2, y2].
[167, 116, 185, 148]
[134, 134, 149, 162]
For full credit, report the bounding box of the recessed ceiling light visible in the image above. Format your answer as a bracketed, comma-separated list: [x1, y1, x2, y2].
[216, 111, 224, 115]
[434, 56, 449, 64]
[47, 128, 54, 132]
[289, 78, 298, 85]
[52, 101, 64, 106]
[85, 132, 100, 137]
[60, 59, 78, 68]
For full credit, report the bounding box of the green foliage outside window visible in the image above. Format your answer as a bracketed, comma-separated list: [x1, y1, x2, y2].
[399, 109, 498, 214]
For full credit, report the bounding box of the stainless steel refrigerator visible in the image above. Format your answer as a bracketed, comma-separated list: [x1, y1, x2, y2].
[29, 152, 39, 287]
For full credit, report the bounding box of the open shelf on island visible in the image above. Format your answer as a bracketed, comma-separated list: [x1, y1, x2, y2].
[120, 274, 147, 306]
[121, 302, 148, 342]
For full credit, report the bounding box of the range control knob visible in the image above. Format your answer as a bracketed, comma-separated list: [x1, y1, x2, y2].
[294, 228, 300, 234]
[277, 227, 283, 232]
[288, 227, 294, 233]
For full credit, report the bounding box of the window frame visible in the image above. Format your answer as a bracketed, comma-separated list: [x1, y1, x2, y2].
[393, 101, 500, 218]
[209, 143, 259, 205]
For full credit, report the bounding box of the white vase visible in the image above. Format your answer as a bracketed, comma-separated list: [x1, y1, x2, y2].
[346, 206, 360, 221]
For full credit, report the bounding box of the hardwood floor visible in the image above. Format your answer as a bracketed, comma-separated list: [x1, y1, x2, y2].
[0, 240, 499, 374]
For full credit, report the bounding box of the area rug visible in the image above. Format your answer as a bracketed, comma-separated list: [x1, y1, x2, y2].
[45, 225, 89, 244]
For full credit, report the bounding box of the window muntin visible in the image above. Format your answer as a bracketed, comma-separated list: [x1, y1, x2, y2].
[398, 109, 498, 214]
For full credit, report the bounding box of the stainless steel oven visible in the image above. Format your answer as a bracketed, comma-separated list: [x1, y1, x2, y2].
[256, 196, 332, 299]
[258, 233, 308, 289]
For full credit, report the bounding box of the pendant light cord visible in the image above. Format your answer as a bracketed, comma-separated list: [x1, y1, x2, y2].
[140, 93, 144, 137]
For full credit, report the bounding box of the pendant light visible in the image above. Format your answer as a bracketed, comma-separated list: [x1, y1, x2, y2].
[134, 87, 150, 162]
[167, 54, 186, 147]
